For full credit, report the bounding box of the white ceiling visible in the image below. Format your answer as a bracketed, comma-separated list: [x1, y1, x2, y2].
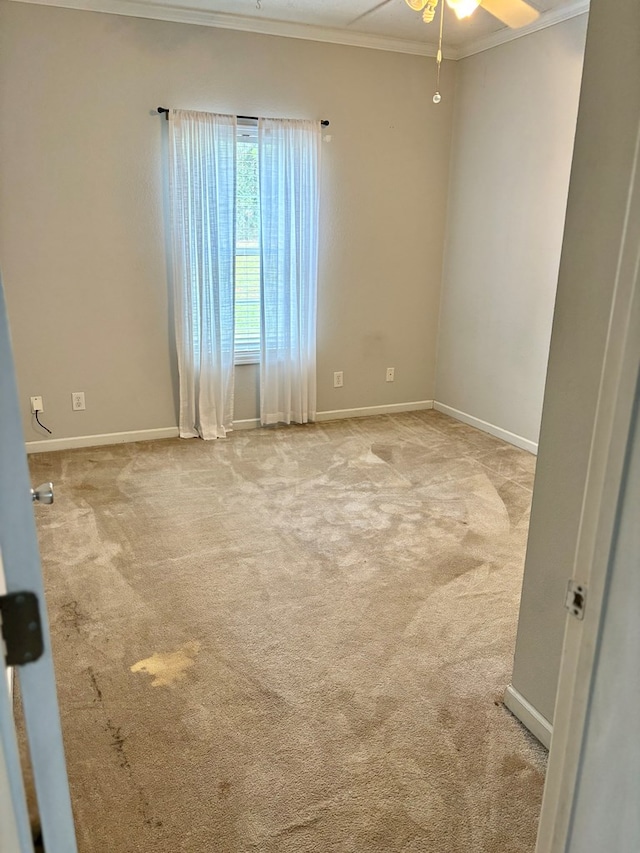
[185, 0, 555, 46]
[16, 0, 589, 57]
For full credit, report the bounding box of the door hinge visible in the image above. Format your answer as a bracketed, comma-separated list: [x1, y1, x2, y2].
[565, 580, 587, 620]
[0, 592, 44, 666]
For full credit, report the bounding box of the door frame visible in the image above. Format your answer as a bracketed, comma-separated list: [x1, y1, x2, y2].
[0, 275, 78, 852]
[535, 117, 640, 851]
[0, 726, 23, 852]
[1, 551, 24, 853]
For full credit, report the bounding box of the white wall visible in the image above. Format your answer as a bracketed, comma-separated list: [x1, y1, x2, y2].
[0, 1, 454, 443]
[512, 0, 640, 728]
[435, 16, 587, 447]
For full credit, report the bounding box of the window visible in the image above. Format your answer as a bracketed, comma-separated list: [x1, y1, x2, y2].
[235, 121, 260, 364]
[168, 109, 320, 437]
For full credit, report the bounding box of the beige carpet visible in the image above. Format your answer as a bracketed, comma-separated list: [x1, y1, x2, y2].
[25, 410, 546, 852]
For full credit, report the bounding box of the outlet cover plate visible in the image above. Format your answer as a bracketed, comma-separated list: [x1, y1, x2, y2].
[71, 392, 86, 411]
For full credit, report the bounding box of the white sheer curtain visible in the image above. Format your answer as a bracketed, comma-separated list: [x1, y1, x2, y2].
[258, 118, 321, 426]
[168, 110, 236, 439]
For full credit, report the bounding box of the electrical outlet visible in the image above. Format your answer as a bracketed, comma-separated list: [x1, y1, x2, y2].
[386, 367, 395, 382]
[30, 396, 43, 413]
[71, 391, 86, 411]
[333, 371, 344, 388]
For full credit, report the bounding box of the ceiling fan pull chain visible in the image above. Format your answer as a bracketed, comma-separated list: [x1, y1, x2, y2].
[433, 0, 444, 103]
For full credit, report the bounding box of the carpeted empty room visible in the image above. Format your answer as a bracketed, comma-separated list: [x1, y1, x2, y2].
[24, 410, 546, 852]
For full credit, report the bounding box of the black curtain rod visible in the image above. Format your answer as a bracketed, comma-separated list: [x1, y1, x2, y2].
[157, 107, 329, 127]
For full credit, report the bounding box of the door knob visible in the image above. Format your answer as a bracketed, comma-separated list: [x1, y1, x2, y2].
[31, 482, 54, 504]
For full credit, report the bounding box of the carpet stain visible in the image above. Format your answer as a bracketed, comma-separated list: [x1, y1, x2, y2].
[60, 600, 85, 634]
[106, 719, 130, 771]
[104, 716, 164, 830]
[130, 641, 201, 687]
[87, 666, 103, 703]
[217, 780, 232, 799]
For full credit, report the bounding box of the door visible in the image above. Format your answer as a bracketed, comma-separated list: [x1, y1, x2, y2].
[565, 379, 640, 849]
[534, 0, 640, 843]
[0, 274, 77, 852]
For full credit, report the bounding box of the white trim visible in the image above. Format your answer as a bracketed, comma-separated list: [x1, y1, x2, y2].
[456, 1, 590, 60]
[316, 399, 434, 422]
[20, 400, 539, 449]
[504, 684, 553, 749]
[0, 729, 22, 853]
[535, 99, 640, 853]
[23, 403, 436, 449]
[9, 0, 440, 57]
[7, 0, 589, 59]
[234, 401, 436, 428]
[433, 401, 538, 454]
[0, 549, 22, 853]
[233, 417, 260, 431]
[25, 426, 179, 453]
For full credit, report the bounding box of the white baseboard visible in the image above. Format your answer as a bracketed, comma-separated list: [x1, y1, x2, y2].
[235, 401, 435, 429]
[316, 400, 434, 422]
[23, 401, 534, 453]
[26, 427, 180, 454]
[233, 418, 260, 431]
[503, 683, 553, 749]
[24, 401, 436, 451]
[433, 402, 538, 455]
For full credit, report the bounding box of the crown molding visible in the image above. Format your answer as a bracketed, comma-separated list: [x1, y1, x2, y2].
[9, 0, 588, 60]
[456, 0, 590, 59]
[10, 0, 440, 56]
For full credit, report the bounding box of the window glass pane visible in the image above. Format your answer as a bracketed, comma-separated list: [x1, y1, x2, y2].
[236, 132, 260, 360]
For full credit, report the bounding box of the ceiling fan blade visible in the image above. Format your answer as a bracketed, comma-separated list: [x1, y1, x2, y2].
[348, 0, 397, 26]
[479, 0, 540, 28]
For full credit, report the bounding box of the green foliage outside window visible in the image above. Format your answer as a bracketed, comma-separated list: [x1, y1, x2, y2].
[235, 139, 260, 355]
